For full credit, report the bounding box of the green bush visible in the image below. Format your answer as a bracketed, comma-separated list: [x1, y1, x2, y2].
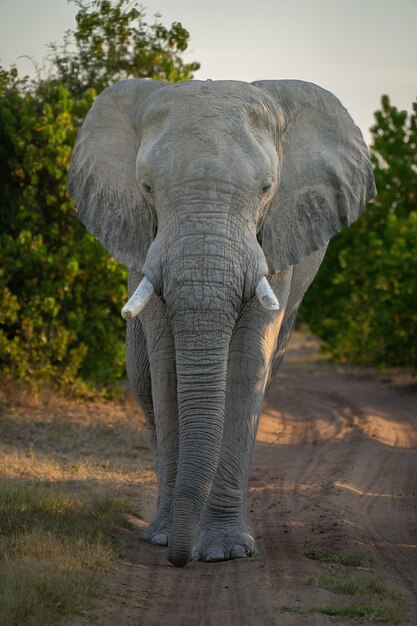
[0, 1, 199, 392]
[301, 97, 417, 368]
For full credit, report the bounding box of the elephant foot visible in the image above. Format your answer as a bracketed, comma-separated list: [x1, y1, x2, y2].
[194, 525, 259, 562]
[144, 514, 171, 546]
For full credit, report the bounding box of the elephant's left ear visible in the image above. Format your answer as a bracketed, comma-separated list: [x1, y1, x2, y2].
[252, 80, 376, 273]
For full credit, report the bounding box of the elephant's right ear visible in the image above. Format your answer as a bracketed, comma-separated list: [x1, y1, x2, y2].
[68, 79, 165, 270]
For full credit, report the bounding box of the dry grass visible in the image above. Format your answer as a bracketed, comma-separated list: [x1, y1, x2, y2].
[0, 382, 153, 490]
[0, 382, 153, 626]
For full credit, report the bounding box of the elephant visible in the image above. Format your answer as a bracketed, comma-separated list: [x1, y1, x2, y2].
[68, 78, 375, 568]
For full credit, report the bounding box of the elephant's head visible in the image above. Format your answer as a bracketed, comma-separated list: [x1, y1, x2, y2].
[68, 79, 375, 566]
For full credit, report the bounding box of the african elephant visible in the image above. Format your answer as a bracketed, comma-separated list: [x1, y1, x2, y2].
[68, 78, 375, 567]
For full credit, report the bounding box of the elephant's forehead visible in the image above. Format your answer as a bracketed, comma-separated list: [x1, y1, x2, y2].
[154, 79, 265, 106]
[142, 81, 272, 132]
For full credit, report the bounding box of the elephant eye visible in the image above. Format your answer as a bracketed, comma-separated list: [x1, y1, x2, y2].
[261, 179, 273, 194]
[142, 181, 153, 195]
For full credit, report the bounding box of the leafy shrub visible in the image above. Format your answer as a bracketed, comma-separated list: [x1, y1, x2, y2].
[301, 97, 417, 368]
[0, 1, 199, 392]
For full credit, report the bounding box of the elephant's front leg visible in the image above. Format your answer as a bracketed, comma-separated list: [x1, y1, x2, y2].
[140, 301, 179, 547]
[195, 275, 291, 562]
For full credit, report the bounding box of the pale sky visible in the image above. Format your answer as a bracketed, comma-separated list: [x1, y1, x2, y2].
[1, 0, 416, 144]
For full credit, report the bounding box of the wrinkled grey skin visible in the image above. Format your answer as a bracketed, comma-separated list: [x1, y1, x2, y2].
[69, 79, 375, 568]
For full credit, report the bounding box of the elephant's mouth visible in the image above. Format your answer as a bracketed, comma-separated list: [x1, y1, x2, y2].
[121, 274, 279, 319]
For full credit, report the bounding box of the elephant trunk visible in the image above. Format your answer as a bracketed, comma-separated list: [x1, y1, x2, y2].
[168, 310, 235, 566]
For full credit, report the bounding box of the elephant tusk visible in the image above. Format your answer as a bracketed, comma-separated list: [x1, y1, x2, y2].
[121, 276, 155, 319]
[255, 277, 280, 311]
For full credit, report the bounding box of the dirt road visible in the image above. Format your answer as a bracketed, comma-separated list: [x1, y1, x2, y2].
[89, 333, 417, 625]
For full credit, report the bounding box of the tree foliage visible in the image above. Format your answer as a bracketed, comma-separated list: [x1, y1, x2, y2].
[301, 96, 417, 368]
[0, 1, 199, 392]
[48, 0, 199, 97]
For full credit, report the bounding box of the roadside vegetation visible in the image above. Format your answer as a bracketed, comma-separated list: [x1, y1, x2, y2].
[0, 484, 133, 626]
[0, 0, 199, 394]
[303, 548, 375, 568]
[278, 548, 407, 624]
[301, 97, 417, 369]
[0, 382, 152, 625]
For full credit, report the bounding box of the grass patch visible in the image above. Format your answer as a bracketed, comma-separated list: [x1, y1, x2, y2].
[279, 604, 300, 613]
[301, 547, 407, 623]
[308, 603, 405, 624]
[279, 603, 405, 624]
[0, 561, 104, 626]
[308, 573, 403, 601]
[304, 570, 407, 623]
[304, 548, 374, 568]
[0, 481, 135, 626]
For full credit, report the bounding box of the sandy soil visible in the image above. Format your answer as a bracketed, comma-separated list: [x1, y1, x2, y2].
[78, 332, 417, 625]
